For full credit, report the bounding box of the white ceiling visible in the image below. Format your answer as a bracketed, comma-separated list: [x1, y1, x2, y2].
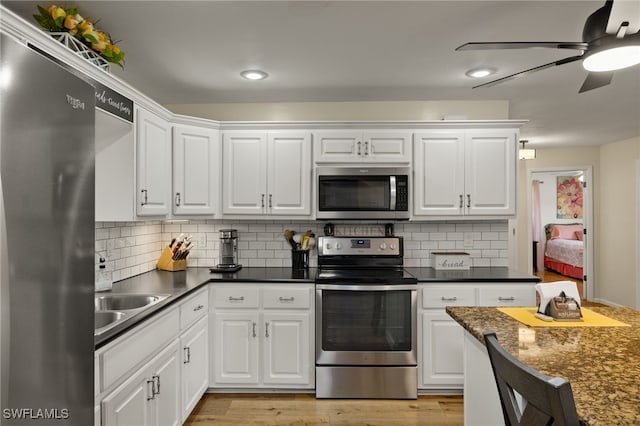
[3, 1, 640, 148]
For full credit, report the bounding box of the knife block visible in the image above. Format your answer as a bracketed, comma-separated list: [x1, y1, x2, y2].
[156, 246, 187, 272]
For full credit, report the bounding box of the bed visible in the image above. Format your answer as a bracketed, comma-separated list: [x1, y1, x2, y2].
[543, 223, 584, 279]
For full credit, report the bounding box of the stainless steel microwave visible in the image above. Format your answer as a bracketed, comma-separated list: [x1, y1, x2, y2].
[316, 167, 410, 220]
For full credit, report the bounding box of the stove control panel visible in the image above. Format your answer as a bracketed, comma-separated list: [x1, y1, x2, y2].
[318, 237, 401, 256]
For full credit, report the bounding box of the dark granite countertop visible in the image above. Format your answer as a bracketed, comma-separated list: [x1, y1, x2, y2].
[447, 306, 640, 426]
[95, 267, 316, 349]
[406, 267, 540, 282]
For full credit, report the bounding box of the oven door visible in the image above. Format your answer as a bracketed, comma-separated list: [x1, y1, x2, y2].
[316, 284, 417, 366]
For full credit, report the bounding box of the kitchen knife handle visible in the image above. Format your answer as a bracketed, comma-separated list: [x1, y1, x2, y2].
[269, 194, 272, 208]
[265, 322, 270, 338]
[175, 192, 181, 207]
[141, 189, 148, 206]
[261, 194, 265, 208]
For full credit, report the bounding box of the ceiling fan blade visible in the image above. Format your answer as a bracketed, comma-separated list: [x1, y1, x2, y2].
[472, 55, 584, 89]
[579, 72, 614, 93]
[455, 42, 589, 51]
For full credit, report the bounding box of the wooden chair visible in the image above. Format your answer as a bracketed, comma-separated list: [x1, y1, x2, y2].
[483, 331, 581, 426]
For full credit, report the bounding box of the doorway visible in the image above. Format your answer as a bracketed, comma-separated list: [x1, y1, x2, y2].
[526, 167, 594, 302]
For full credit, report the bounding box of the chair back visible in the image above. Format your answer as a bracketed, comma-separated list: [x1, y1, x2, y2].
[483, 331, 580, 426]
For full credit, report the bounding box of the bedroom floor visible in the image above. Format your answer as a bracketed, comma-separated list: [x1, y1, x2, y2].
[534, 269, 605, 307]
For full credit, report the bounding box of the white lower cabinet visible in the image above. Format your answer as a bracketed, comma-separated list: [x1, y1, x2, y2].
[180, 316, 209, 422]
[102, 340, 181, 426]
[97, 287, 209, 426]
[419, 282, 535, 390]
[209, 284, 314, 389]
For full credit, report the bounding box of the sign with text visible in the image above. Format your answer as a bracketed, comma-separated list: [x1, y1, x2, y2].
[93, 81, 133, 122]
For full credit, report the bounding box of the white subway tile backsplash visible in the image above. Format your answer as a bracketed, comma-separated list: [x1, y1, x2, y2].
[96, 219, 509, 283]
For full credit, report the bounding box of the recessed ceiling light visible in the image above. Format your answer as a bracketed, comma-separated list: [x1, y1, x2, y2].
[240, 70, 268, 80]
[583, 45, 640, 72]
[465, 67, 496, 78]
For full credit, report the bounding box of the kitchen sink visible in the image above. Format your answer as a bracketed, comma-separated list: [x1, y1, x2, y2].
[95, 311, 126, 330]
[95, 293, 169, 312]
[94, 293, 170, 336]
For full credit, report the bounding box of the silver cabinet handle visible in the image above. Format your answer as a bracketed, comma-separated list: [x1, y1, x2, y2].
[364, 140, 369, 156]
[193, 304, 204, 311]
[357, 140, 362, 155]
[175, 192, 181, 206]
[146, 378, 155, 400]
[141, 189, 148, 206]
[252, 322, 257, 338]
[441, 296, 458, 302]
[152, 375, 160, 396]
[265, 322, 270, 338]
[279, 296, 295, 302]
[459, 194, 463, 209]
[228, 296, 244, 301]
[183, 347, 191, 364]
[269, 194, 272, 208]
[498, 296, 516, 302]
[467, 194, 471, 209]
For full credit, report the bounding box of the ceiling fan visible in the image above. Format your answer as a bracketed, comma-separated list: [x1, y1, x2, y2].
[456, 0, 640, 92]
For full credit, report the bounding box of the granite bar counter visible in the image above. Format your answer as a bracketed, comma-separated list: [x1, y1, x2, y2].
[447, 306, 640, 426]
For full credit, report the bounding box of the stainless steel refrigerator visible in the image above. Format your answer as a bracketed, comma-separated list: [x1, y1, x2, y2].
[0, 33, 95, 425]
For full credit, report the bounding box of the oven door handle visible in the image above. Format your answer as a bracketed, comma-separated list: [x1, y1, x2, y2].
[316, 284, 417, 291]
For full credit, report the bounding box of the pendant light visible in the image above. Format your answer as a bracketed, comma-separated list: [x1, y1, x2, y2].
[519, 140, 536, 160]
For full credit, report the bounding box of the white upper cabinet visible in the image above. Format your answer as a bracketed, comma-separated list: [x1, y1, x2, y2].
[314, 131, 411, 164]
[136, 107, 172, 216]
[172, 125, 221, 216]
[413, 129, 517, 217]
[223, 131, 311, 217]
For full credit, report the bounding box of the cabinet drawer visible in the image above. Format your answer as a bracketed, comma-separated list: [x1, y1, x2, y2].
[180, 288, 208, 330]
[213, 286, 260, 308]
[263, 287, 311, 309]
[422, 286, 476, 308]
[102, 307, 179, 391]
[477, 285, 535, 307]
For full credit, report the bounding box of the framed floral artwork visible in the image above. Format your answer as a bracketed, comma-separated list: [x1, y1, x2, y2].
[557, 176, 583, 219]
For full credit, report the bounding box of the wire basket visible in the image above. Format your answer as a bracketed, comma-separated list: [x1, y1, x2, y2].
[49, 32, 110, 72]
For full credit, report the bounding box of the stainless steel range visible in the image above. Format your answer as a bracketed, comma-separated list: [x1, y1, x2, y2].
[315, 236, 418, 399]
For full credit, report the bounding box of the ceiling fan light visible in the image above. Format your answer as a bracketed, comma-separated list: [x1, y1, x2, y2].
[465, 67, 496, 78]
[583, 46, 640, 72]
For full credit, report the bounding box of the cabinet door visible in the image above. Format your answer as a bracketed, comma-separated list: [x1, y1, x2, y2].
[420, 311, 464, 388]
[363, 132, 411, 163]
[313, 131, 361, 163]
[172, 125, 220, 216]
[465, 131, 516, 216]
[181, 317, 209, 422]
[262, 312, 311, 386]
[268, 132, 311, 215]
[102, 365, 153, 426]
[222, 132, 267, 214]
[212, 312, 259, 385]
[136, 107, 171, 216]
[413, 132, 465, 216]
[149, 341, 181, 426]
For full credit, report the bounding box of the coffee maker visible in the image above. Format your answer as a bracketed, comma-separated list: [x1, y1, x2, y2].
[210, 229, 242, 272]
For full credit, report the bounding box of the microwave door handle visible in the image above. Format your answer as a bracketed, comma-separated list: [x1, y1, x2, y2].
[389, 176, 397, 210]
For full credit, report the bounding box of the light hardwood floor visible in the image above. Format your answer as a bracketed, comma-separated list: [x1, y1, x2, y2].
[184, 393, 464, 425]
[534, 269, 605, 307]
